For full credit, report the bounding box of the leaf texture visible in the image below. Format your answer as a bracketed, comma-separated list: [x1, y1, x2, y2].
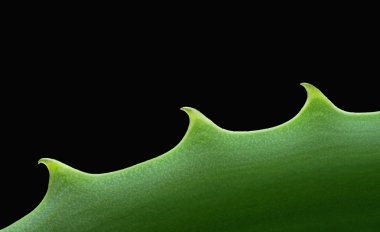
[2, 83, 380, 231]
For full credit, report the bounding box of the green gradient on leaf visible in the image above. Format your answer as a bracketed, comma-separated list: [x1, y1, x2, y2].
[2, 84, 380, 231]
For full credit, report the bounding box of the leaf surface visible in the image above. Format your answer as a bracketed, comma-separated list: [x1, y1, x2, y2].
[2, 83, 380, 231]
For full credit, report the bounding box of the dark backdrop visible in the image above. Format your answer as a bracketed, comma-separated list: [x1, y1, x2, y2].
[1, 13, 379, 229]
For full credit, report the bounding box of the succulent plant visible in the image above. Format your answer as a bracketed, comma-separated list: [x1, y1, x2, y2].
[2, 83, 379, 231]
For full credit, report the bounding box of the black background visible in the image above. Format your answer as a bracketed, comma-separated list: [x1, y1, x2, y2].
[1, 8, 379, 229]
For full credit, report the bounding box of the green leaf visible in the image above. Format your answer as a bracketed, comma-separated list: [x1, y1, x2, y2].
[2, 83, 380, 231]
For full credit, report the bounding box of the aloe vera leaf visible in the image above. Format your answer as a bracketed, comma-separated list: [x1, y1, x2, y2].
[2, 83, 380, 231]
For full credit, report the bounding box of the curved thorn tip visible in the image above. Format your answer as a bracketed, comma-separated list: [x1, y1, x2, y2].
[300, 83, 324, 99]
[38, 158, 65, 175]
[181, 106, 199, 116]
[180, 106, 219, 131]
[38, 158, 55, 168]
[180, 107, 204, 123]
[299, 83, 339, 113]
